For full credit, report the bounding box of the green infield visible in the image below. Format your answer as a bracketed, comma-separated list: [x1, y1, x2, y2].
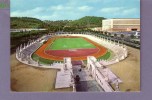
[32, 51, 112, 65]
[32, 54, 63, 65]
[46, 37, 96, 50]
[98, 51, 111, 60]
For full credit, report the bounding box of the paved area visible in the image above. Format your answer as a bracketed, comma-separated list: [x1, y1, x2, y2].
[73, 65, 104, 92]
[55, 70, 72, 89]
[76, 80, 104, 92]
[73, 65, 94, 81]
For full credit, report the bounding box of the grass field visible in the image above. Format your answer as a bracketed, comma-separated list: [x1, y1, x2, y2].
[32, 51, 111, 65]
[98, 51, 111, 60]
[46, 38, 96, 50]
[32, 54, 63, 65]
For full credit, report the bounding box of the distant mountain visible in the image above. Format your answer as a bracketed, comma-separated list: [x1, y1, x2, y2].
[11, 16, 106, 30]
[65, 16, 105, 28]
[44, 20, 71, 27]
[11, 17, 46, 29]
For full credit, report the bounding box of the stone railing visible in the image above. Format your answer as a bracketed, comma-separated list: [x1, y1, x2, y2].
[16, 32, 128, 68]
[57, 33, 128, 66]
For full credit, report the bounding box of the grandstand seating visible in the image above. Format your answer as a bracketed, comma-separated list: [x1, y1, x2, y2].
[16, 32, 128, 68]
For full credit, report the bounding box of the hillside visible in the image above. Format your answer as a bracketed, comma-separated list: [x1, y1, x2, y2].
[44, 20, 71, 27]
[11, 17, 46, 29]
[66, 16, 105, 28]
[11, 16, 106, 31]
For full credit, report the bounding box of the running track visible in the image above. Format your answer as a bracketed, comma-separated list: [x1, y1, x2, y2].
[34, 36, 108, 61]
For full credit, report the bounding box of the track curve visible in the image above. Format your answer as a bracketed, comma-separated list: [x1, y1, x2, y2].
[34, 36, 108, 61]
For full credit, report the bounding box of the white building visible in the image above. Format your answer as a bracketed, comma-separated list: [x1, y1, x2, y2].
[102, 18, 140, 32]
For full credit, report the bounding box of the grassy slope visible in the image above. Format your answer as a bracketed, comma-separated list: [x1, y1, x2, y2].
[11, 16, 106, 32]
[98, 51, 111, 60]
[32, 54, 63, 65]
[66, 16, 105, 28]
[47, 38, 96, 50]
[11, 17, 45, 29]
[32, 51, 112, 65]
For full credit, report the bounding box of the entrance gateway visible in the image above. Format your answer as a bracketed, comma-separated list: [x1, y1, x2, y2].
[55, 56, 122, 92]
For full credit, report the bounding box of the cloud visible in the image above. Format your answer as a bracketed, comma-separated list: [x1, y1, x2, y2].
[50, 5, 65, 11]
[78, 6, 93, 11]
[11, 4, 94, 20]
[11, 0, 140, 20]
[49, 5, 93, 12]
[49, 5, 73, 11]
[100, 7, 124, 13]
[84, 0, 102, 3]
[31, 7, 44, 13]
[99, 7, 139, 18]
[121, 8, 138, 15]
[11, 7, 45, 17]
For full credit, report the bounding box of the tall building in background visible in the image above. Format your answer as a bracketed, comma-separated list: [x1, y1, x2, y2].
[102, 18, 140, 32]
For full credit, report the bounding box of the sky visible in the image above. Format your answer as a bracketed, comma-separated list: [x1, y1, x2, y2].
[11, 0, 140, 21]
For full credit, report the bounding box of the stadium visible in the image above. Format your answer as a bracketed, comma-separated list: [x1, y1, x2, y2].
[15, 32, 128, 92]
[16, 32, 127, 67]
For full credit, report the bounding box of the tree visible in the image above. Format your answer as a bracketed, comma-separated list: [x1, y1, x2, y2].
[120, 34, 124, 38]
[114, 34, 117, 37]
[108, 32, 111, 37]
[104, 32, 108, 36]
[130, 34, 135, 39]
